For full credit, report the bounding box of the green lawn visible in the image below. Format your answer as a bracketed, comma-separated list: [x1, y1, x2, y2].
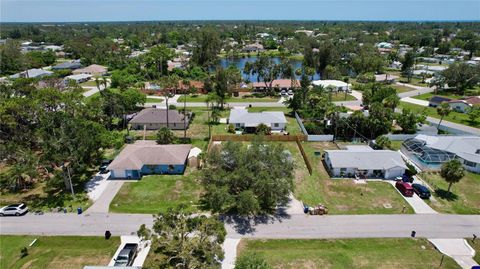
[398, 76, 429, 87]
[389, 140, 404, 151]
[392, 84, 415, 93]
[329, 92, 357, 102]
[412, 91, 464, 102]
[237, 238, 460, 269]
[177, 95, 280, 103]
[292, 142, 413, 214]
[110, 170, 203, 214]
[420, 171, 480, 214]
[145, 97, 164, 103]
[0, 180, 92, 212]
[469, 238, 480, 264]
[399, 102, 479, 128]
[79, 80, 98, 87]
[0, 235, 119, 269]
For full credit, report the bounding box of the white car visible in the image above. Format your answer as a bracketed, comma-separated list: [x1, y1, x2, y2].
[287, 90, 294, 96]
[0, 203, 28, 216]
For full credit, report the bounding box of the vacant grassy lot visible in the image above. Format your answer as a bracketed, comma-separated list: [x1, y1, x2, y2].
[421, 171, 480, 214]
[237, 238, 460, 269]
[389, 140, 404, 151]
[0, 235, 119, 269]
[145, 97, 164, 103]
[0, 180, 91, 212]
[79, 80, 98, 87]
[292, 142, 413, 214]
[177, 95, 280, 103]
[392, 84, 415, 93]
[399, 102, 479, 128]
[110, 169, 203, 214]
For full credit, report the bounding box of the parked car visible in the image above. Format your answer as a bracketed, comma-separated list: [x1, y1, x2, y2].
[287, 90, 294, 96]
[401, 174, 414, 183]
[114, 243, 138, 266]
[280, 90, 288, 96]
[99, 159, 112, 174]
[395, 181, 414, 197]
[412, 183, 431, 199]
[0, 203, 28, 216]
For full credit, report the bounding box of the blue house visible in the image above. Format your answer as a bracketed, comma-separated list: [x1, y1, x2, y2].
[107, 141, 191, 179]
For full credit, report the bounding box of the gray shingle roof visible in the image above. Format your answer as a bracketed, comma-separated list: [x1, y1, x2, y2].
[107, 140, 191, 170]
[52, 61, 82, 70]
[326, 149, 407, 170]
[130, 108, 186, 124]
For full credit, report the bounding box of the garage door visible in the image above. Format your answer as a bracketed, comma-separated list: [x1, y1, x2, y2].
[113, 170, 126, 178]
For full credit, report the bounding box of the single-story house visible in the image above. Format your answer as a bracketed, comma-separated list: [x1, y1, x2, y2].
[374, 74, 399, 83]
[65, 74, 92, 84]
[251, 79, 298, 92]
[402, 134, 480, 173]
[72, 64, 108, 76]
[428, 96, 452, 107]
[52, 60, 82, 70]
[324, 145, 407, 179]
[312, 80, 351, 92]
[129, 108, 190, 130]
[243, 43, 264, 53]
[107, 141, 191, 179]
[10, 68, 54, 79]
[228, 108, 287, 133]
[448, 97, 480, 113]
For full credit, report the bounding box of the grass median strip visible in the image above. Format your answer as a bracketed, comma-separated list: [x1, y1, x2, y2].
[0, 235, 120, 269]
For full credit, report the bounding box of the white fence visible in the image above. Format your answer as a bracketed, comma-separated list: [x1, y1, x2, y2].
[294, 112, 334, 142]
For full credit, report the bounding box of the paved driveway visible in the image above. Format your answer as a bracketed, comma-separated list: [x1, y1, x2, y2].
[387, 181, 437, 214]
[85, 181, 124, 214]
[430, 239, 479, 269]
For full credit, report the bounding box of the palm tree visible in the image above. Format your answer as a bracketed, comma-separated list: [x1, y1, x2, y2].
[204, 93, 217, 138]
[343, 77, 350, 101]
[436, 102, 452, 130]
[181, 79, 191, 139]
[440, 159, 465, 193]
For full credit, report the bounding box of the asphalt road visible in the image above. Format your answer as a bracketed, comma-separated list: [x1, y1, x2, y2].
[1, 213, 479, 239]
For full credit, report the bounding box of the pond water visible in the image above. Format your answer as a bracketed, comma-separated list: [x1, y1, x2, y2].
[218, 56, 321, 82]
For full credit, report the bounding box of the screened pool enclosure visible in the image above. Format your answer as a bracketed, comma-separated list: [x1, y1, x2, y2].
[401, 138, 456, 170]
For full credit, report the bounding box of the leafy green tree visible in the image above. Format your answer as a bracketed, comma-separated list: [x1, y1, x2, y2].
[441, 63, 480, 95]
[467, 106, 480, 125]
[436, 102, 451, 130]
[243, 54, 286, 95]
[0, 39, 23, 74]
[141, 205, 226, 269]
[191, 28, 221, 68]
[156, 127, 176, 144]
[256, 123, 271, 135]
[144, 45, 174, 78]
[235, 253, 271, 269]
[202, 139, 294, 215]
[401, 51, 415, 82]
[375, 135, 391, 149]
[396, 109, 419, 134]
[440, 159, 465, 193]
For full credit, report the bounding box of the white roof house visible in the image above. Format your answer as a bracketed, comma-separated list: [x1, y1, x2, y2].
[411, 135, 480, 173]
[228, 108, 287, 132]
[66, 74, 92, 83]
[312, 80, 351, 91]
[10, 69, 54, 79]
[324, 147, 406, 179]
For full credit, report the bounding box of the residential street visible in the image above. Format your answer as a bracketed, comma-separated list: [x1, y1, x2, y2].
[1, 213, 479, 239]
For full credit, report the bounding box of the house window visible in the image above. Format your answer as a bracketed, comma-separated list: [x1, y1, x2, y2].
[476, 149, 480, 154]
[274, 123, 279, 127]
[464, 160, 476, 167]
[168, 165, 175, 171]
[340, 168, 347, 172]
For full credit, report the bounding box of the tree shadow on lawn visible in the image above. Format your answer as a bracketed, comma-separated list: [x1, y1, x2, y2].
[435, 189, 459, 201]
[220, 202, 293, 235]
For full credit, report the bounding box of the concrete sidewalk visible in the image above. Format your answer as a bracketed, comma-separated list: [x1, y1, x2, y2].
[222, 238, 241, 269]
[401, 96, 429, 106]
[429, 239, 478, 269]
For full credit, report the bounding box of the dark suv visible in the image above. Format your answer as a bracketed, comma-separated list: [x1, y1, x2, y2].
[412, 183, 431, 199]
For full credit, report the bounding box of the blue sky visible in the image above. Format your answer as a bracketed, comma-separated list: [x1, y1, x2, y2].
[1, 0, 479, 22]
